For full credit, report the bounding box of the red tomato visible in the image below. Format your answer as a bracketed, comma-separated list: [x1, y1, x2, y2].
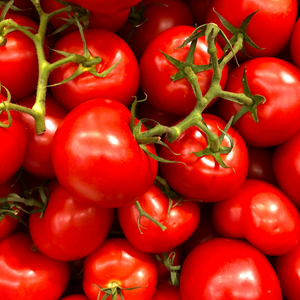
[180, 238, 282, 300]
[51, 99, 158, 208]
[29, 184, 115, 261]
[140, 25, 228, 116]
[290, 17, 300, 69]
[61, 296, 89, 300]
[67, 0, 142, 14]
[117, 0, 194, 61]
[151, 278, 182, 300]
[218, 57, 300, 147]
[185, 0, 212, 26]
[117, 184, 200, 253]
[159, 114, 249, 203]
[272, 129, 300, 208]
[276, 242, 300, 300]
[206, 0, 297, 60]
[49, 29, 139, 111]
[0, 97, 28, 185]
[212, 179, 300, 256]
[83, 238, 158, 300]
[18, 93, 68, 179]
[0, 232, 70, 300]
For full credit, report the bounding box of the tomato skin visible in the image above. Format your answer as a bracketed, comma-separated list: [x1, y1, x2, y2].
[159, 114, 249, 203]
[118, 0, 194, 61]
[139, 25, 228, 116]
[212, 179, 300, 256]
[151, 278, 182, 300]
[118, 184, 200, 253]
[49, 29, 139, 111]
[0, 232, 70, 300]
[51, 99, 158, 208]
[276, 242, 300, 300]
[218, 57, 300, 147]
[206, 0, 297, 59]
[18, 93, 68, 179]
[29, 184, 115, 261]
[272, 130, 300, 209]
[180, 238, 282, 300]
[83, 238, 158, 300]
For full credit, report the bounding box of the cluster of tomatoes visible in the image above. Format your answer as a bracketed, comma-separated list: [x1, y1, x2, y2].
[1, 0, 300, 299]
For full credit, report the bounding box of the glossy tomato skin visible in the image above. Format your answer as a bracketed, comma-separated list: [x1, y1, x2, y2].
[18, 93, 68, 179]
[212, 179, 300, 256]
[49, 29, 139, 111]
[180, 238, 282, 300]
[29, 184, 115, 261]
[117, 0, 194, 61]
[159, 114, 249, 202]
[51, 99, 158, 208]
[206, 0, 297, 59]
[0, 232, 70, 300]
[139, 25, 228, 116]
[152, 278, 182, 300]
[272, 129, 300, 209]
[218, 57, 300, 147]
[83, 238, 158, 300]
[118, 184, 200, 253]
[276, 242, 300, 300]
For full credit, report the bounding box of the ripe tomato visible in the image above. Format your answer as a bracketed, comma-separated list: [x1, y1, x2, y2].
[140, 25, 228, 116]
[118, 184, 200, 253]
[18, 93, 68, 179]
[205, 0, 297, 59]
[82, 238, 158, 300]
[117, 0, 194, 61]
[159, 114, 249, 203]
[180, 238, 282, 300]
[212, 179, 300, 256]
[0, 232, 70, 300]
[218, 57, 300, 147]
[49, 29, 139, 111]
[290, 17, 300, 69]
[51, 99, 158, 208]
[151, 278, 182, 300]
[29, 183, 115, 261]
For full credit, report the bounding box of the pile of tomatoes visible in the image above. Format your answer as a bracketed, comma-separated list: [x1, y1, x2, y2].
[1, 0, 300, 299]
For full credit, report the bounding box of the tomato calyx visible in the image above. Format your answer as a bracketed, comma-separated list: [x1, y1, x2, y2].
[93, 281, 147, 300]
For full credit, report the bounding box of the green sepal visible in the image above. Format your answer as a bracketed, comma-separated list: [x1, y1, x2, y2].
[0, 0, 14, 22]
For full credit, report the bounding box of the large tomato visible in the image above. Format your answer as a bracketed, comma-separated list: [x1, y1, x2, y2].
[212, 179, 300, 256]
[117, 183, 200, 253]
[0, 232, 70, 300]
[51, 98, 158, 208]
[205, 0, 297, 59]
[29, 183, 115, 261]
[180, 238, 282, 300]
[218, 57, 300, 147]
[159, 114, 249, 202]
[49, 29, 139, 111]
[139, 25, 228, 116]
[82, 238, 158, 300]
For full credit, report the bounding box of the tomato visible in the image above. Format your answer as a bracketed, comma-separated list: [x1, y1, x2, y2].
[218, 57, 300, 147]
[0, 97, 28, 185]
[118, 184, 200, 253]
[0, 232, 70, 300]
[180, 238, 282, 300]
[82, 237, 158, 300]
[159, 114, 249, 203]
[67, 0, 142, 14]
[29, 183, 115, 261]
[51, 99, 158, 208]
[185, 0, 212, 26]
[117, 0, 193, 61]
[290, 16, 300, 69]
[139, 25, 228, 116]
[40, 0, 130, 35]
[212, 179, 300, 256]
[18, 93, 68, 179]
[272, 129, 300, 209]
[205, 0, 298, 60]
[49, 29, 139, 111]
[61, 296, 89, 300]
[151, 278, 182, 300]
[0, 13, 48, 101]
[276, 242, 300, 300]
